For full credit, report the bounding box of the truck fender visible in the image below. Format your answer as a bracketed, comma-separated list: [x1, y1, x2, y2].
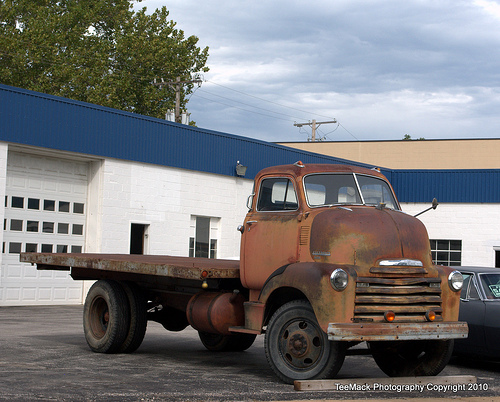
[258, 262, 357, 332]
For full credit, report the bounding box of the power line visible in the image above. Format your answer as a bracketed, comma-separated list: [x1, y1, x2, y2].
[205, 80, 338, 121]
[338, 122, 360, 141]
[194, 88, 307, 121]
[196, 79, 361, 141]
[191, 92, 293, 122]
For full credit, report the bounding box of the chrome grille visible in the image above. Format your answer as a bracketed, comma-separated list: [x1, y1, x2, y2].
[354, 276, 442, 323]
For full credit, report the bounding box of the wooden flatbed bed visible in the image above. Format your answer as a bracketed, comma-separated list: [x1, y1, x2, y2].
[20, 253, 240, 281]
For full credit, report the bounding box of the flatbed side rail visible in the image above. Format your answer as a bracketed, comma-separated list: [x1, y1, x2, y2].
[20, 253, 240, 281]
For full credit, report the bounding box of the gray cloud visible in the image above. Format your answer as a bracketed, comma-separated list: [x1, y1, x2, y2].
[138, 0, 500, 142]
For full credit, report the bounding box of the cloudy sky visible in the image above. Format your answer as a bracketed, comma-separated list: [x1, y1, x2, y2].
[136, 0, 500, 143]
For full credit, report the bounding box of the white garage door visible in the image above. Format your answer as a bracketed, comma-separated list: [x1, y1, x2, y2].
[1, 152, 88, 305]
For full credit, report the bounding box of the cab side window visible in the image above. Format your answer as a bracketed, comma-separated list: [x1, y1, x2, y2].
[257, 178, 298, 211]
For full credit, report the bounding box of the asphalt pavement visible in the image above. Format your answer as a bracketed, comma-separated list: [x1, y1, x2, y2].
[1, 305, 500, 401]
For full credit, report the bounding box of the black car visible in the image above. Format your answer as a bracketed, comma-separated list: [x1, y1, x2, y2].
[454, 266, 500, 359]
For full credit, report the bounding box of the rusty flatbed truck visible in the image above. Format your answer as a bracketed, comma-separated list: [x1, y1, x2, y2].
[20, 162, 468, 384]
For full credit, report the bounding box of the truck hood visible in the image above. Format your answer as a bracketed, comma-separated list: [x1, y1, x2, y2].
[309, 207, 433, 267]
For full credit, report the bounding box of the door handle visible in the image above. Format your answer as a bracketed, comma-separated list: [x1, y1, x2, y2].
[246, 220, 258, 231]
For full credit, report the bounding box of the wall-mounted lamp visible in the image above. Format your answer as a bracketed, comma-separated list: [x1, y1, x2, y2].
[235, 161, 247, 177]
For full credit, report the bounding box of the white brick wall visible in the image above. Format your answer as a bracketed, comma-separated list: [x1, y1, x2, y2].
[401, 202, 500, 267]
[98, 159, 253, 258]
[0, 142, 8, 303]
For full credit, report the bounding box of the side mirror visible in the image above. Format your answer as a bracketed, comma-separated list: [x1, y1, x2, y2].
[246, 194, 254, 211]
[414, 198, 439, 217]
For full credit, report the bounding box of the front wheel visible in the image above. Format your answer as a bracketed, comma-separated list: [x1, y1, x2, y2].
[264, 300, 345, 384]
[369, 339, 454, 377]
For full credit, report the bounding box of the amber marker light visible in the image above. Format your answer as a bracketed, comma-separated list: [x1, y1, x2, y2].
[384, 311, 395, 322]
[426, 311, 436, 322]
[201, 270, 208, 278]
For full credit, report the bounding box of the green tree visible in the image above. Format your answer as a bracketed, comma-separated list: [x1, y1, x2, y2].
[0, 0, 209, 120]
[402, 134, 425, 141]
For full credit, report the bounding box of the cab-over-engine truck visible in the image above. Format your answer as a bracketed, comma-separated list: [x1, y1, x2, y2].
[21, 162, 468, 384]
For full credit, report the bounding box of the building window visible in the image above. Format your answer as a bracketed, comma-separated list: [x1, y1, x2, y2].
[430, 239, 462, 266]
[189, 216, 219, 259]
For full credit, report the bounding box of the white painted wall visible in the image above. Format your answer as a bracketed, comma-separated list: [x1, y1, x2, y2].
[0, 142, 8, 303]
[401, 203, 500, 267]
[98, 159, 253, 259]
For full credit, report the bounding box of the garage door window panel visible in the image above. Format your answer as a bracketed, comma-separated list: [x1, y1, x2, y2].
[41, 244, 53, 253]
[72, 224, 83, 235]
[12, 196, 24, 208]
[58, 223, 69, 234]
[44, 200, 55, 211]
[73, 203, 84, 214]
[10, 219, 23, 231]
[28, 198, 40, 210]
[9, 243, 21, 254]
[57, 245, 68, 253]
[27, 221, 39, 232]
[43, 222, 54, 233]
[59, 201, 70, 213]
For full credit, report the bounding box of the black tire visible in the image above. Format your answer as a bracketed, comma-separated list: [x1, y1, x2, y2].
[264, 300, 346, 384]
[118, 282, 148, 353]
[83, 280, 130, 353]
[199, 331, 257, 352]
[369, 339, 454, 377]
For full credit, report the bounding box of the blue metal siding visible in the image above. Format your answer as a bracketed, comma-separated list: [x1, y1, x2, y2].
[391, 169, 500, 203]
[0, 84, 372, 179]
[2, 83, 499, 203]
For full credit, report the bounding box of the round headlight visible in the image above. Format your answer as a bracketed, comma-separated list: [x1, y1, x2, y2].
[448, 270, 463, 292]
[330, 269, 348, 291]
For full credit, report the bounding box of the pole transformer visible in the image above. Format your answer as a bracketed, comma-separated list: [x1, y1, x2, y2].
[294, 119, 337, 141]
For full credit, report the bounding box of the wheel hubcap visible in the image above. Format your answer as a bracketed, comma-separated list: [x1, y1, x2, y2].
[89, 297, 109, 339]
[280, 319, 324, 369]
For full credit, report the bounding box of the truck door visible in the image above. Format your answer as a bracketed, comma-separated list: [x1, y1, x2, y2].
[240, 176, 300, 290]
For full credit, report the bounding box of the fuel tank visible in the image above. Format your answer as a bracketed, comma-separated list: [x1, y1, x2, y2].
[309, 206, 433, 267]
[187, 291, 245, 335]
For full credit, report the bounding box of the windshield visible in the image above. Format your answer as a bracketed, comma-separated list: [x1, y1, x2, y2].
[479, 273, 500, 299]
[303, 173, 399, 210]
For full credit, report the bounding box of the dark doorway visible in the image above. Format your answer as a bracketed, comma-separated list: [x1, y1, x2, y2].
[496, 250, 500, 268]
[130, 223, 148, 254]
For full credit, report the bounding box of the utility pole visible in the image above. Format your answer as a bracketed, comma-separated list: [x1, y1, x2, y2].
[294, 119, 337, 141]
[154, 76, 202, 123]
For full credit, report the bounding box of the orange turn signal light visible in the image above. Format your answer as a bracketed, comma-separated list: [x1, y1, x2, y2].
[384, 311, 395, 322]
[426, 310, 436, 322]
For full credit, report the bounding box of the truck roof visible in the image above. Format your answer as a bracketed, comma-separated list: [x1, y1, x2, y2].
[256, 162, 388, 181]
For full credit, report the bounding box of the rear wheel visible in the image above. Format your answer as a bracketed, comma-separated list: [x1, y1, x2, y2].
[118, 282, 148, 353]
[264, 300, 345, 384]
[369, 339, 454, 377]
[199, 331, 256, 352]
[83, 280, 130, 353]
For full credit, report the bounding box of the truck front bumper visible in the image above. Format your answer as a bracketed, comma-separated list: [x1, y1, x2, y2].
[327, 321, 468, 342]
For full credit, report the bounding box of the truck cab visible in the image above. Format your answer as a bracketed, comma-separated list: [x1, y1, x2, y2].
[238, 162, 467, 383]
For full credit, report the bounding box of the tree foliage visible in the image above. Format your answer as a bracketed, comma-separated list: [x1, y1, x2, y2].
[403, 134, 425, 141]
[0, 0, 209, 119]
